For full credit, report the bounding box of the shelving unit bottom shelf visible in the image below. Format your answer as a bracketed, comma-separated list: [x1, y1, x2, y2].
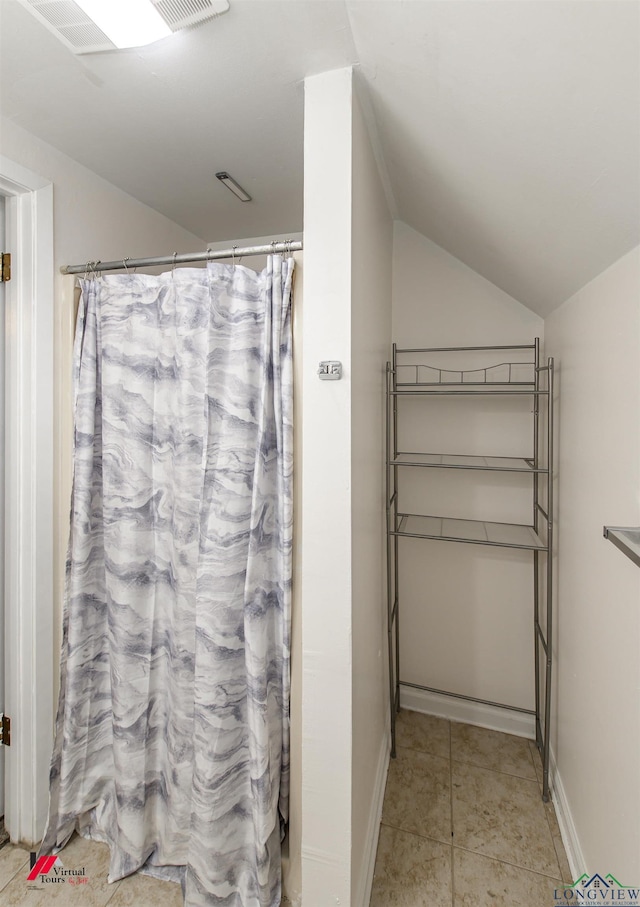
[393, 513, 547, 550]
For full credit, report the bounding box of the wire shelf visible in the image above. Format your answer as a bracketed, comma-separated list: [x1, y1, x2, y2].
[396, 360, 535, 386]
[392, 388, 548, 396]
[392, 513, 547, 551]
[391, 453, 548, 473]
[393, 349, 544, 394]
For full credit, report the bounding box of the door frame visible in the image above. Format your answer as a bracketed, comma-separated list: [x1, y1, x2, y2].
[0, 155, 54, 846]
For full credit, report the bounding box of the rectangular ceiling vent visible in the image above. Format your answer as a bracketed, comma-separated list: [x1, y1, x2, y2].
[152, 0, 228, 32]
[17, 0, 229, 55]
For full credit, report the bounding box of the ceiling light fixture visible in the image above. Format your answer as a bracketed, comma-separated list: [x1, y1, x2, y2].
[215, 172, 252, 203]
[73, 0, 171, 49]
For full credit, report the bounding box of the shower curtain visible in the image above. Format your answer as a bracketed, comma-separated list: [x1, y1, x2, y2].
[42, 256, 294, 907]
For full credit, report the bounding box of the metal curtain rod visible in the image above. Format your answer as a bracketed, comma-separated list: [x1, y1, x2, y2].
[60, 241, 303, 275]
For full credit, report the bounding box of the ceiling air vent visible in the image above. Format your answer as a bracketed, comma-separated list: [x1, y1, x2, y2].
[152, 0, 227, 32]
[17, 0, 229, 55]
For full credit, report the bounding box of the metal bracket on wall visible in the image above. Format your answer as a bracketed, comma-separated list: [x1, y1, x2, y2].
[603, 526, 640, 569]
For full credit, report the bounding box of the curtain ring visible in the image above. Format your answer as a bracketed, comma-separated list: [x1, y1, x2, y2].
[122, 257, 130, 273]
[172, 252, 178, 276]
[232, 245, 238, 269]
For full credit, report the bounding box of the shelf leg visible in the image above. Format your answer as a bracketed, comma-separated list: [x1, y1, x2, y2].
[542, 357, 554, 803]
[386, 359, 397, 758]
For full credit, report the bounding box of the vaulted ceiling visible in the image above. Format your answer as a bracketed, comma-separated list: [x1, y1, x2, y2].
[1, 0, 638, 315]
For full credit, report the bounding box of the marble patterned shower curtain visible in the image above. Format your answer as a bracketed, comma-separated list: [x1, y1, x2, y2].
[42, 257, 294, 907]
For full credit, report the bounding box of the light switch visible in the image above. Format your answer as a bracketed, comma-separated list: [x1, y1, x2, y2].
[318, 361, 342, 380]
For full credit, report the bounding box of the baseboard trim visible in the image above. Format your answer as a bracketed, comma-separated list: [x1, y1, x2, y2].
[549, 748, 586, 881]
[399, 686, 535, 739]
[355, 731, 390, 907]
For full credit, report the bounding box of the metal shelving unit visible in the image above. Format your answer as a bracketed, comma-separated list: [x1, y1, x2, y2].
[386, 339, 555, 801]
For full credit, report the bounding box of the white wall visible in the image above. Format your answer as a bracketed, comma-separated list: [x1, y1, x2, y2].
[350, 87, 393, 905]
[302, 67, 354, 903]
[0, 115, 204, 709]
[392, 222, 544, 720]
[302, 67, 392, 906]
[545, 246, 640, 878]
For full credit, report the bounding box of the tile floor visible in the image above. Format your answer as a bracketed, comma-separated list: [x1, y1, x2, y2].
[0, 712, 572, 906]
[0, 834, 183, 907]
[370, 710, 573, 906]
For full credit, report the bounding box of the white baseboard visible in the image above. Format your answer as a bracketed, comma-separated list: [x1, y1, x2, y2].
[355, 731, 390, 907]
[549, 748, 586, 882]
[400, 686, 535, 739]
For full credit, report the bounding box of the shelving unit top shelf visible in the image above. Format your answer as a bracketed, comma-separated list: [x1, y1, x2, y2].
[393, 343, 548, 395]
[392, 388, 548, 395]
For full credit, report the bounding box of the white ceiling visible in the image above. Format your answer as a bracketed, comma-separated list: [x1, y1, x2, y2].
[1, 0, 638, 315]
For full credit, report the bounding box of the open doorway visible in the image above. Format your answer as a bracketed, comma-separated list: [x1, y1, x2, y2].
[0, 156, 53, 846]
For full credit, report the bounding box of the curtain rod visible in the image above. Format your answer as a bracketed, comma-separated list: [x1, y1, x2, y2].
[60, 241, 303, 275]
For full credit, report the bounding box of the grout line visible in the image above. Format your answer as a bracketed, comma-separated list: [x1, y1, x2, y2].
[379, 820, 451, 849]
[394, 741, 450, 762]
[450, 755, 539, 784]
[451, 843, 563, 883]
[449, 720, 455, 907]
[102, 878, 124, 906]
[395, 744, 452, 761]
[0, 848, 31, 893]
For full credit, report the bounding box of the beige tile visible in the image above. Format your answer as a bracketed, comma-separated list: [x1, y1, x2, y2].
[370, 825, 452, 907]
[395, 710, 450, 759]
[105, 871, 182, 907]
[453, 847, 562, 906]
[543, 799, 573, 884]
[452, 761, 560, 877]
[0, 845, 31, 891]
[0, 833, 119, 906]
[382, 747, 451, 844]
[451, 723, 537, 780]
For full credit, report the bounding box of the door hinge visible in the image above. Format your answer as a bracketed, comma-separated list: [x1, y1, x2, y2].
[1, 252, 11, 282]
[0, 714, 10, 746]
